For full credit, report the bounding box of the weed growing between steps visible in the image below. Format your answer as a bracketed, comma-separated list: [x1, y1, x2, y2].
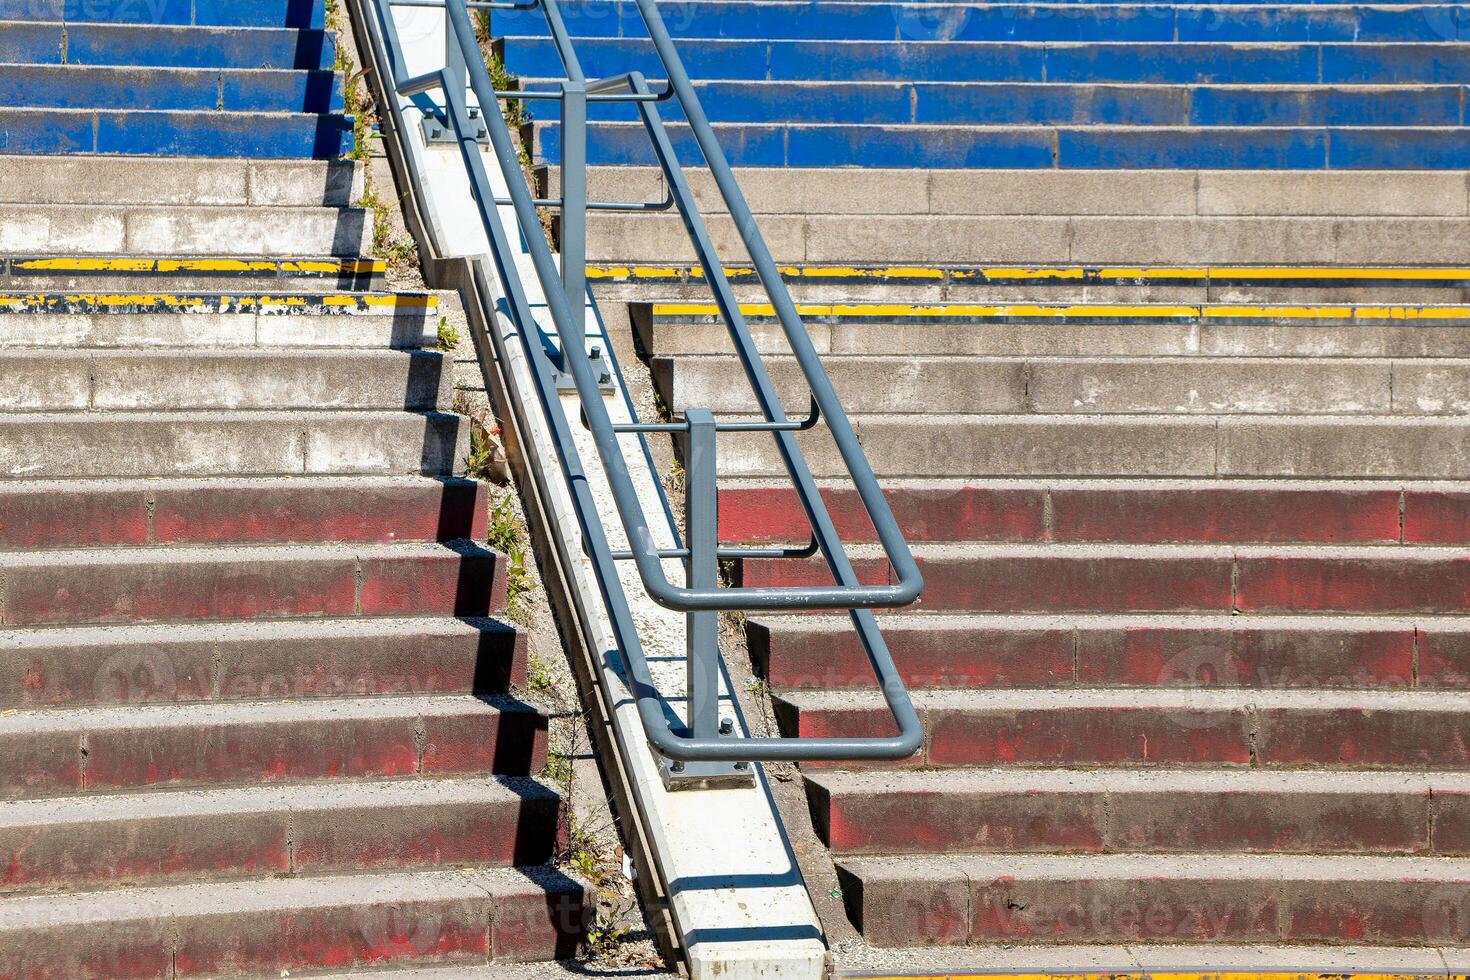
[436, 316, 462, 350]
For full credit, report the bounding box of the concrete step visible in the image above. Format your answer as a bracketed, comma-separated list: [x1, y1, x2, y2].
[0, 775, 560, 894]
[774, 687, 1470, 770]
[712, 415, 1470, 479]
[0, 255, 386, 293]
[806, 768, 1470, 856]
[0, 409, 468, 478]
[0, 0, 326, 26]
[0, 309, 438, 351]
[0, 349, 452, 412]
[501, 37, 1470, 85]
[744, 541, 1470, 614]
[0, 692, 547, 799]
[534, 79, 1464, 127]
[572, 167, 1470, 220]
[0, 21, 335, 70]
[498, 2, 1462, 43]
[659, 354, 1470, 416]
[0, 865, 586, 973]
[0, 203, 370, 255]
[592, 210, 1470, 264]
[0, 107, 353, 159]
[0, 156, 361, 206]
[835, 852, 1470, 947]
[537, 120, 1470, 170]
[0, 65, 343, 112]
[749, 612, 1470, 692]
[718, 479, 1447, 545]
[2, 615, 526, 709]
[0, 540, 507, 627]
[642, 305, 1470, 358]
[0, 475, 489, 550]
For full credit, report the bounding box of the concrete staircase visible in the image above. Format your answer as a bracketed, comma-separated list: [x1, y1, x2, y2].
[0, 146, 586, 973]
[644, 297, 1470, 950]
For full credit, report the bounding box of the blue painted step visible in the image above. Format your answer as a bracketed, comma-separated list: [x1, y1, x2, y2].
[528, 78, 1464, 127]
[0, 108, 352, 158]
[533, 120, 1470, 169]
[499, 36, 1470, 84]
[0, 21, 335, 69]
[0, 65, 343, 112]
[0, 0, 324, 27]
[491, 1, 1464, 44]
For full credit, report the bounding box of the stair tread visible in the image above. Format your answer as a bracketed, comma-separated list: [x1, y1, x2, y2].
[0, 539, 491, 564]
[806, 766, 1470, 795]
[0, 613, 511, 649]
[840, 851, 1470, 879]
[780, 686, 1470, 711]
[0, 774, 558, 829]
[754, 611, 1470, 631]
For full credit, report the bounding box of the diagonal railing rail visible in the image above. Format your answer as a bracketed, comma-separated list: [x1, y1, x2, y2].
[360, 0, 924, 778]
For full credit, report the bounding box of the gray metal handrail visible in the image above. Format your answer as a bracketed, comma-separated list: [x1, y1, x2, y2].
[359, 0, 924, 770]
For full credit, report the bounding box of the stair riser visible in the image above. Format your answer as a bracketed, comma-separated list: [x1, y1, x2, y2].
[779, 699, 1470, 770]
[0, 550, 507, 627]
[721, 485, 1414, 545]
[0, 795, 558, 894]
[0, 413, 468, 479]
[533, 80, 1465, 128]
[0, 708, 546, 799]
[3, 625, 525, 709]
[0, 23, 334, 70]
[0, 882, 585, 977]
[814, 785, 1457, 856]
[505, 37, 1470, 85]
[0, 66, 343, 112]
[537, 121, 1470, 170]
[719, 418, 1470, 479]
[0, 157, 360, 207]
[0, 351, 451, 412]
[666, 356, 1469, 416]
[0, 313, 436, 349]
[0, 0, 326, 26]
[499, 3, 1461, 43]
[843, 868, 1470, 947]
[752, 622, 1441, 691]
[747, 553, 1470, 614]
[0, 108, 353, 159]
[0, 206, 370, 256]
[0, 480, 488, 550]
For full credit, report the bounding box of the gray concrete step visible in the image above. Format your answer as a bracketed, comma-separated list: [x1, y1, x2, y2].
[0, 409, 468, 478]
[0, 155, 362, 207]
[587, 211, 1470, 265]
[0, 865, 585, 974]
[658, 354, 1470, 416]
[0, 204, 371, 256]
[640, 308, 1470, 359]
[715, 414, 1470, 479]
[0, 349, 453, 412]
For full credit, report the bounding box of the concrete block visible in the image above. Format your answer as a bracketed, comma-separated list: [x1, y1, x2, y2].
[1198, 171, 1468, 217]
[929, 168, 1195, 216]
[1217, 417, 1470, 478]
[805, 215, 1071, 264]
[1070, 216, 1338, 264]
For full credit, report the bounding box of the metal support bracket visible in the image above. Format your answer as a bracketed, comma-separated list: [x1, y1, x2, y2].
[555, 344, 615, 393]
[659, 409, 753, 790]
[421, 105, 490, 144]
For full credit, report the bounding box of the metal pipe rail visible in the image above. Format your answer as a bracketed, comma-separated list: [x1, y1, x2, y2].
[360, 0, 924, 769]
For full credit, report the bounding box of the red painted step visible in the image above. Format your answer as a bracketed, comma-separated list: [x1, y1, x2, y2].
[775, 689, 1470, 770]
[0, 776, 561, 894]
[0, 695, 547, 800]
[835, 853, 1470, 948]
[743, 543, 1470, 615]
[719, 480, 1420, 545]
[0, 476, 488, 550]
[1, 617, 527, 710]
[805, 769, 1469, 857]
[0, 541, 508, 627]
[0, 866, 588, 976]
[748, 613, 1452, 691]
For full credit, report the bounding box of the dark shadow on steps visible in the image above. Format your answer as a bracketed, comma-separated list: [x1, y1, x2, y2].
[501, 773, 564, 865]
[460, 615, 526, 695]
[404, 348, 446, 410]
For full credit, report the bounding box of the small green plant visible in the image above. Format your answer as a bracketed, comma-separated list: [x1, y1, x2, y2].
[664, 458, 686, 494]
[485, 494, 534, 617]
[467, 427, 498, 480]
[586, 902, 636, 957]
[525, 653, 555, 695]
[569, 848, 599, 880]
[436, 317, 462, 351]
[542, 748, 573, 786]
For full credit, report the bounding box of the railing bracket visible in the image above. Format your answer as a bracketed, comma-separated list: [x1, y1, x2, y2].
[421, 105, 489, 144]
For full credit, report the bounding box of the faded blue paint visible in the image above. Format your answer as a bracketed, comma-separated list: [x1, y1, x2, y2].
[1191, 85, 1462, 126]
[1328, 126, 1470, 168]
[1059, 126, 1327, 167]
[64, 24, 333, 70]
[0, 64, 341, 111]
[0, 0, 323, 26]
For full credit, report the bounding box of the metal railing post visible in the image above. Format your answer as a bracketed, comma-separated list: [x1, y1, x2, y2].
[559, 79, 587, 348]
[684, 408, 719, 742]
